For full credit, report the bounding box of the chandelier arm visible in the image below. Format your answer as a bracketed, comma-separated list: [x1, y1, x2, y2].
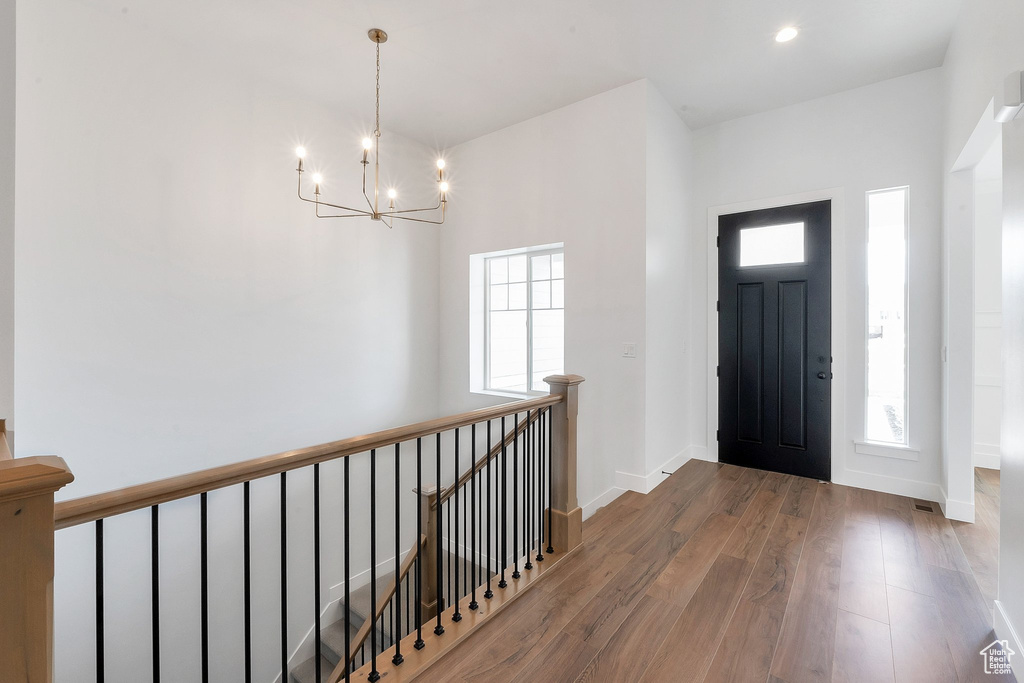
[379, 199, 443, 216]
[389, 206, 446, 225]
[316, 206, 371, 219]
[298, 194, 371, 215]
[301, 193, 373, 215]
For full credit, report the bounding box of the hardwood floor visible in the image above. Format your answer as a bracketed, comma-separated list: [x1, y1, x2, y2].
[418, 462, 1015, 683]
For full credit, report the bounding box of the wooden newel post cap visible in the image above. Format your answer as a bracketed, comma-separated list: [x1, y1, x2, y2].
[0, 456, 75, 504]
[543, 374, 586, 387]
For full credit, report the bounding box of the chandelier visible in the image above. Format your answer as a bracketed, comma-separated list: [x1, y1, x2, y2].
[294, 28, 448, 228]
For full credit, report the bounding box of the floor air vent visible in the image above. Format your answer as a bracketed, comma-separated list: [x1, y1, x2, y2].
[914, 500, 936, 513]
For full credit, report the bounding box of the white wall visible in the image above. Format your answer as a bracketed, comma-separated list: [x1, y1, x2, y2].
[941, 0, 1024, 665]
[690, 69, 945, 500]
[0, 0, 13, 435]
[17, 2, 441, 681]
[436, 80, 650, 513]
[644, 86, 695, 482]
[973, 140, 1002, 470]
[998, 108, 1024, 679]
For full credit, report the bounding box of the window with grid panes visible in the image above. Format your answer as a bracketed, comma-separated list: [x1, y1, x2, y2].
[485, 249, 564, 393]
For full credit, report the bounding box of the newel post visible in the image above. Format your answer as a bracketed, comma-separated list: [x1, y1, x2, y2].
[0, 449, 74, 683]
[543, 374, 585, 554]
[416, 485, 441, 619]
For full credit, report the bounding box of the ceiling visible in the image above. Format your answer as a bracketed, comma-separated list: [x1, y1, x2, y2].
[81, 0, 961, 146]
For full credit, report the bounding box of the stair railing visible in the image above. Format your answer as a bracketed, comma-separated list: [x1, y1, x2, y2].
[0, 375, 584, 683]
[344, 535, 423, 674]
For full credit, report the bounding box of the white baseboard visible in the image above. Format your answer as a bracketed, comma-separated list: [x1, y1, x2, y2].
[582, 486, 626, 519]
[328, 549, 414, 604]
[583, 445, 710, 520]
[996, 600, 1023, 678]
[834, 467, 969, 515]
[614, 469, 655, 493]
[689, 445, 712, 462]
[614, 446, 700, 495]
[940, 494, 976, 523]
[974, 442, 1001, 470]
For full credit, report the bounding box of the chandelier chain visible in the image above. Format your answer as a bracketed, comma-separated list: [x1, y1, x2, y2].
[374, 41, 381, 138]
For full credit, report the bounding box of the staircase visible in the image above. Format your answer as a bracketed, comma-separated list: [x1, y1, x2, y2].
[291, 550, 489, 683]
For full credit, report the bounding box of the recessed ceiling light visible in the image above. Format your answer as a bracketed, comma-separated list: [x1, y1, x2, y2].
[775, 26, 799, 43]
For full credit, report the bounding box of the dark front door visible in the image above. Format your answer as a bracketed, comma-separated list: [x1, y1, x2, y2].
[718, 200, 831, 480]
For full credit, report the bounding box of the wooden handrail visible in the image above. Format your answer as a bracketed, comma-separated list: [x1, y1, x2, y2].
[54, 394, 562, 530]
[434, 408, 543, 508]
[0, 419, 12, 461]
[329, 535, 425, 683]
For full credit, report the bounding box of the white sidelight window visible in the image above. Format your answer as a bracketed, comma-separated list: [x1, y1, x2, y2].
[865, 187, 909, 444]
[483, 247, 564, 394]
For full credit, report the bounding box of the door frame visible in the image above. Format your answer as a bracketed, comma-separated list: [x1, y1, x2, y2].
[706, 188, 847, 481]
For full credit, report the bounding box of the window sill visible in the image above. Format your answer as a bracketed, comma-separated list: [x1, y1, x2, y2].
[853, 440, 920, 461]
[471, 388, 543, 401]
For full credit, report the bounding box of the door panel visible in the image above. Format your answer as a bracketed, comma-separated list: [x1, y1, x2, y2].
[737, 283, 764, 443]
[778, 280, 807, 449]
[719, 201, 831, 480]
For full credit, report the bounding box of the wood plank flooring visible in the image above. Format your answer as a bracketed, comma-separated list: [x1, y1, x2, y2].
[419, 462, 1014, 682]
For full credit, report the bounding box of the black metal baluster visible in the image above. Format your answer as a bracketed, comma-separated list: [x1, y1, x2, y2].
[96, 519, 104, 683]
[434, 433, 445, 635]
[462, 482, 467, 601]
[415, 437, 425, 649]
[524, 412, 533, 572]
[369, 449, 380, 682]
[537, 410, 545, 563]
[499, 415, 507, 589]
[405, 569, 411, 640]
[344, 458, 351, 682]
[393, 442, 404, 665]
[244, 481, 252, 683]
[469, 423, 478, 610]
[280, 472, 288, 682]
[547, 407, 554, 555]
[485, 419, 494, 600]
[447, 497, 452, 603]
[452, 428, 462, 622]
[512, 412, 520, 580]
[532, 411, 540, 565]
[201, 492, 209, 683]
[314, 464, 322, 682]
[152, 505, 160, 683]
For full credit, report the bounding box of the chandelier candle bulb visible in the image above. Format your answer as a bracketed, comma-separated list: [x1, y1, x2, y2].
[292, 28, 448, 227]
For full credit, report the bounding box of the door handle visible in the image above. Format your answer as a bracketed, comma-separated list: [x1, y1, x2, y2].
[817, 372, 827, 380]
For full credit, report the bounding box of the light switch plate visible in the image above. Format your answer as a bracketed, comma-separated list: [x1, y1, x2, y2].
[622, 343, 637, 358]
